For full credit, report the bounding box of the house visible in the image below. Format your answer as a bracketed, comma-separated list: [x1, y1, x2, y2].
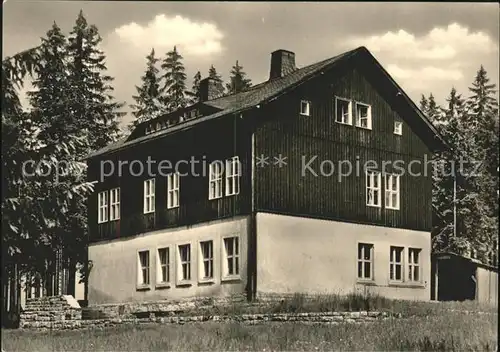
[84, 46, 445, 305]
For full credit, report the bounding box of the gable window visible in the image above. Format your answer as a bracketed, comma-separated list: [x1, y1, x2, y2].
[300, 100, 310, 116]
[157, 247, 170, 284]
[394, 121, 403, 135]
[366, 171, 381, 207]
[109, 188, 120, 221]
[177, 244, 191, 282]
[222, 236, 240, 279]
[167, 173, 180, 209]
[355, 103, 372, 129]
[385, 174, 400, 210]
[389, 246, 404, 282]
[98, 191, 108, 223]
[145, 125, 152, 135]
[199, 240, 214, 281]
[209, 161, 223, 200]
[408, 248, 421, 282]
[225, 156, 241, 196]
[143, 178, 155, 214]
[137, 250, 150, 287]
[335, 97, 352, 125]
[358, 243, 374, 280]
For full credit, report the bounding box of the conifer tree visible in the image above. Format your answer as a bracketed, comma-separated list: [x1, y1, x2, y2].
[419, 94, 428, 113]
[186, 71, 202, 105]
[208, 65, 225, 97]
[226, 60, 252, 94]
[160, 46, 187, 112]
[129, 48, 162, 130]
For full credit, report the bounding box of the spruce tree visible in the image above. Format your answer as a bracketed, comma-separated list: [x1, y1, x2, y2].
[419, 94, 428, 113]
[129, 48, 162, 130]
[186, 71, 202, 105]
[208, 65, 225, 97]
[160, 46, 187, 112]
[226, 60, 252, 94]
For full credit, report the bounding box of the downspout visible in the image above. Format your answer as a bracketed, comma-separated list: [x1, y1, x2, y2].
[249, 112, 258, 301]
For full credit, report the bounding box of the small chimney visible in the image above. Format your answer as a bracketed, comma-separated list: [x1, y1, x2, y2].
[269, 49, 296, 80]
[199, 77, 218, 102]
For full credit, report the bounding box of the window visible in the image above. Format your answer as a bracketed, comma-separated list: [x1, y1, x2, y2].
[167, 173, 180, 209]
[178, 244, 191, 282]
[408, 248, 421, 282]
[389, 246, 404, 282]
[300, 100, 310, 116]
[209, 161, 223, 200]
[385, 174, 400, 210]
[98, 191, 108, 223]
[157, 247, 170, 284]
[223, 236, 240, 278]
[137, 250, 150, 286]
[225, 156, 241, 196]
[199, 241, 214, 280]
[358, 243, 374, 280]
[109, 188, 120, 221]
[355, 103, 372, 129]
[145, 125, 152, 135]
[366, 171, 381, 207]
[394, 121, 402, 135]
[143, 178, 155, 214]
[335, 97, 352, 125]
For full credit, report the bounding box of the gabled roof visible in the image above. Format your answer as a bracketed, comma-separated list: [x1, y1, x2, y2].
[85, 46, 446, 160]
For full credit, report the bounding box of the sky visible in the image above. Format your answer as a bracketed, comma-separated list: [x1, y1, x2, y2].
[3, 2, 499, 129]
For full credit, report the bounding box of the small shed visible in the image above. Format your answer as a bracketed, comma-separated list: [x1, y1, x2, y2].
[431, 252, 498, 306]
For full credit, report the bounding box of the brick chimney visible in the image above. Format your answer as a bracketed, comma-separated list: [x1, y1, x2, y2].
[199, 77, 218, 102]
[269, 49, 296, 80]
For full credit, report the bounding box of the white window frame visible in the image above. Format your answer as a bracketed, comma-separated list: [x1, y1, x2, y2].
[209, 161, 223, 200]
[389, 246, 404, 282]
[156, 247, 170, 286]
[225, 156, 241, 197]
[385, 174, 400, 210]
[357, 243, 374, 281]
[167, 172, 180, 209]
[355, 102, 372, 130]
[394, 121, 403, 135]
[109, 187, 120, 221]
[222, 236, 240, 281]
[300, 100, 310, 116]
[98, 191, 109, 223]
[198, 240, 214, 282]
[143, 178, 155, 214]
[408, 248, 422, 282]
[177, 243, 192, 284]
[145, 125, 152, 135]
[366, 170, 382, 207]
[137, 250, 150, 288]
[335, 96, 352, 125]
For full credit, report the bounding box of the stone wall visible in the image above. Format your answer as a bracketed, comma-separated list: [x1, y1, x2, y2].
[20, 295, 82, 328]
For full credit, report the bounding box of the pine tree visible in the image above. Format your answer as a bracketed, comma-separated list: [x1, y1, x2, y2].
[419, 94, 428, 113]
[186, 71, 202, 105]
[226, 60, 252, 94]
[129, 48, 163, 130]
[160, 46, 187, 112]
[208, 65, 225, 97]
[426, 93, 443, 127]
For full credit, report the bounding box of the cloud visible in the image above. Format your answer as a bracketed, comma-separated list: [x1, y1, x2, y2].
[113, 14, 224, 56]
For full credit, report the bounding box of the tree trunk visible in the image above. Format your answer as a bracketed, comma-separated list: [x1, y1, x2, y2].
[67, 256, 76, 296]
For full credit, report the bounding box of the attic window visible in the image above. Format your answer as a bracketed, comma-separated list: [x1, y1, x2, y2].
[335, 97, 352, 125]
[145, 125, 152, 135]
[394, 121, 402, 135]
[300, 100, 310, 116]
[355, 103, 372, 130]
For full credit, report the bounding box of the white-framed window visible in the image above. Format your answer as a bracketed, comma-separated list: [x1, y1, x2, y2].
[199, 240, 214, 281]
[335, 97, 352, 125]
[177, 244, 191, 282]
[394, 121, 403, 135]
[145, 125, 152, 135]
[109, 188, 120, 221]
[300, 100, 310, 116]
[137, 250, 150, 287]
[385, 174, 400, 210]
[366, 171, 381, 207]
[157, 247, 170, 284]
[389, 246, 404, 282]
[209, 161, 223, 200]
[358, 243, 374, 280]
[222, 236, 240, 279]
[355, 102, 372, 129]
[408, 248, 421, 282]
[98, 191, 109, 223]
[225, 156, 241, 196]
[143, 178, 155, 214]
[167, 173, 180, 209]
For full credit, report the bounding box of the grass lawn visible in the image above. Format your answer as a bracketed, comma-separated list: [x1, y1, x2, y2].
[2, 308, 497, 351]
